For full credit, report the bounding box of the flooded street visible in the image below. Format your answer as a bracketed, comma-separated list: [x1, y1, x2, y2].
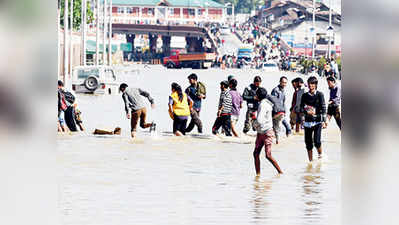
[58, 67, 341, 225]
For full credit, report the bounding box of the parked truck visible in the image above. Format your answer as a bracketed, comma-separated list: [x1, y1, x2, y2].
[163, 49, 216, 69]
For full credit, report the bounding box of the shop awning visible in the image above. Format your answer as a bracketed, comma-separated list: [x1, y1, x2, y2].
[120, 43, 132, 52]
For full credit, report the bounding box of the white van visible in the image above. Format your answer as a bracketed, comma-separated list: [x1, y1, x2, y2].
[220, 26, 231, 35]
[261, 61, 280, 72]
[72, 66, 120, 95]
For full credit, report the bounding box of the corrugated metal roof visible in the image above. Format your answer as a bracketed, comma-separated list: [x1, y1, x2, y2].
[112, 0, 225, 8]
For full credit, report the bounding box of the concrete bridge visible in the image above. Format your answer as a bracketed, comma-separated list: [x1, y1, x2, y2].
[112, 24, 219, 56]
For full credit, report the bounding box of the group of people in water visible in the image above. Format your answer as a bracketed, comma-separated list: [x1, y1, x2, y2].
[58, 72, 341, 176]
[117, 72, 341, 175]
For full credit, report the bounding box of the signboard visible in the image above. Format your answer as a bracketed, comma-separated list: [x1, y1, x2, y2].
[293, 48, 312, 56]
[336, 45, 341, 53]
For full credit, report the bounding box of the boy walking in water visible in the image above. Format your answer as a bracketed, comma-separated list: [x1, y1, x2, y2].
[229, 78, 243, 137]
[212, 81, 233, 136]
[300, 76, 327, 161]
[253, 87, 283, 175]
[119, 83, 156, 138]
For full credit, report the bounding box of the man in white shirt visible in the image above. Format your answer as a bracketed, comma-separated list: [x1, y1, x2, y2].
[252, 87, 283, 175]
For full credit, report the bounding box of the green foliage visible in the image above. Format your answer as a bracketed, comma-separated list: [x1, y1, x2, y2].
[233, 0, 265, 13]
[318, 56, 326, 69]
[59, 0, 94, 30]
[336, 56, 342, 71]
[236, 0, 253, 13]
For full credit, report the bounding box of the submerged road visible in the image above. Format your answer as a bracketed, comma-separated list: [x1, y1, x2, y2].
[59, 67, 341, 225]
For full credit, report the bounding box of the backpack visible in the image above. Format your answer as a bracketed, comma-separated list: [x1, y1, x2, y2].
[60, 94, 67, 111]
[64, 91, 75, 105]
[197, 81, 206, 98]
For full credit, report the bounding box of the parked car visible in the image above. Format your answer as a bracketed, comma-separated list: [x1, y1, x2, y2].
[261, 61, 280, 72]
[72, 66, 120, 95]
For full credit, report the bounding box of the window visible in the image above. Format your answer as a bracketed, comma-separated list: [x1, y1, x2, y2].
[77, 69, 99, 79]
[188, 8, 195, 16]
[126, 7, 133, 14]
[198, 9, 204, 16]
[169, 8, 174, 15]
[117, 7, 125, 14]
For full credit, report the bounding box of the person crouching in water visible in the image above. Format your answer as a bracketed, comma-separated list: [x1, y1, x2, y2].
[212, 81, 233, 136]
[300, 76, 327, 161]
[120, 83, 156, 138]
[168, 83, 193, 136]
[253, 87, 283, 175]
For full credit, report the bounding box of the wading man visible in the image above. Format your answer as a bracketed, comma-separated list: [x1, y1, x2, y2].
[300, 76, 327, 161]
[243, 76, 262, 134]
[212, 81, 233, 136]
[120, 83, 155, 138]
[253, 87, 283, 175]
[185, 73, 206, 134]
[271, 76, 292, 140]
[327, 77, 341, 130]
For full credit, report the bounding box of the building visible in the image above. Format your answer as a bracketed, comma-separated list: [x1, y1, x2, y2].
[109, 0, 227, 25]
[260, 0, 341, 28]
[259, 0, 341, 57]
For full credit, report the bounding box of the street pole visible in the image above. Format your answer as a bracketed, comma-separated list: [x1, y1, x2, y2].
[108, 0, 113, 66]
[232, 4, 235, 24]
[64, 0, 69, 85]
[328, 0, 332, 59]
[96, 0, 100, 65]
[311, 0, 315, 60]
[206, 1, 209, 22]
[58, 1, 61, 78]
[103, 0, 107, 65]
[70, 0, 74, 75]
[81, 0, 87, 66]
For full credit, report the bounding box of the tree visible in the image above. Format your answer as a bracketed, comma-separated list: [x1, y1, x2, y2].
[234, 0, 265, 14]
[59, 0, 94, 30]
[236, 0, 252, 13]
[318, 56, 326, 70]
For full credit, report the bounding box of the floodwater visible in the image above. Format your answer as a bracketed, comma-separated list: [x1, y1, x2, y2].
[58, 67, 341, 225]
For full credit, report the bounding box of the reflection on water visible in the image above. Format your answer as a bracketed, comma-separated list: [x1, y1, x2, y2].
[59, 68, 340, 225]
[251, 176, 273, 223]
[302, 170, 323, 222]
